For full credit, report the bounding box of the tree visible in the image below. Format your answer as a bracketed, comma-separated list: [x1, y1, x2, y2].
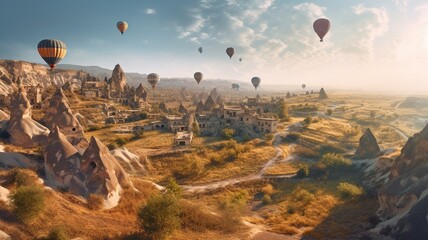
[165, 178, 183, 199]
[192, 121, 200, 136]
[277, 101, 289, 121]
[11, 186, 45, 222]
[138, 193, 180, 240]
[221, 128, 235, 140]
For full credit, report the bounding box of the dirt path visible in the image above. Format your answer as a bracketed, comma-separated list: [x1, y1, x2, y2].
[182, 127, 299, 194]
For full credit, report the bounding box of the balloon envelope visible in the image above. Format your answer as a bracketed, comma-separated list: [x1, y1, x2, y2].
[251, 77, 261, 90]
[313, 18, 330, 42]
[302, 84, 306, 89]
[232, 83, 240, 90]
[117, 21, 128, 35]
[147, 73, 160, 89]
[37, 39, 67, 70]
[194, 72, 203, 84]
[239, 58, 242, 62]
[198, 47, 203, 54]
[226, 47, 235, 59]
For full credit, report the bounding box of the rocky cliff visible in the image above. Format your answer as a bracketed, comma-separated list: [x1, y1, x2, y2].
[376, 124, 428, 239]
[0, 60, 93, 95]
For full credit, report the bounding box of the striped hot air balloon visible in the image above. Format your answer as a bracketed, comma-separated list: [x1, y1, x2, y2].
[147, 73, 160, 89]
[37, 39, 67, 70]
[117, 21, 128, 35]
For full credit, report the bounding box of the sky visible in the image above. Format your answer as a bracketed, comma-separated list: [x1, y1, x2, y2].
[1, 0, 428, 93]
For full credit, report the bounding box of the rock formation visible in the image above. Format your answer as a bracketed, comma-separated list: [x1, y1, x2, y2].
[204, 95, 216, 111]
[81, 137, 133, 208]
[286, 92, 291, 98]
[6, 87, 49, 147]
[196, 101, 204, 113]
[40, 88, 87, 153]
[216, 95, 224, 106]
[0, 110, 10, 121]
[377, 124, 428, 238]
[306, 91, 309, 95]
[43, 127, 84, 193]
[159, 101, 168, 113]
[111, 147, 149, 175]
[354, 128, 380, 159]
[209, 88, 219, 101]
[319, 88, 328, 99]
[108, 64, 127, 94]
[135, 83, 148, 101]
[178, 103, 188, 114]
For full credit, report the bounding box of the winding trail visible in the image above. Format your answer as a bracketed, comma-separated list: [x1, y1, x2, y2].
[182, 126, 299, 194]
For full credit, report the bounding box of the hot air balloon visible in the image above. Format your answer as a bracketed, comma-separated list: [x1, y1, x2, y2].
[194, 72, 203, 84]
[147, 73, 160, 89]
[239, 58, 242, 62]
[232, 83, 240, 90]
[226, 47, 235, 59]
[37, 39, 67, 70]
[251, 77, 261, 90]
[198, 47, 203, 54]
[313, 18, 330, 42]
[302, 84, 306, 89]
[117, 21, 128, 35]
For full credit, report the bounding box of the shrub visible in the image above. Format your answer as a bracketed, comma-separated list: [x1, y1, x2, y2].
[107, 142, 118, 150]
[296, 165, 309, 178]
[11, 186, 45, 222]
[173, 154, 203, 179]
[115, 137, 128, 147]
[10, 169, 38, 187]
[165, 178, 182, 199]
[47, 226, 69, 240]
[283, 132, 300, 143]
[138, 193, 180, 240]
[221, 128, 235, 140]
[326, 109, 333, 116]
[264, 134, 275, 145]
[337, 182, 364, 200]
[87, 125, 101, 132]
[303, 115, 313, 125]
[261, 184, 275, 195]
[219, 190, 249, 212]
[179, 200, 223, 232]
[262, 194, 272, 205]
[320, 153, 352, 170]
[87, 194, 104, 210]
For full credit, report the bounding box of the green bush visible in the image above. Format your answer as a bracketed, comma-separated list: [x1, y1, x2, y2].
[337, 182, 364, 200]
[221, 128, 235, 140]
[296, 165, 309, 178]
[282, 132, 300, 143]
[166, 178, 182, 199]
[10, 169, 37, 187]
[320, 153, 352, 170]
[47, 226, 69, 240]
[87, 194, 104, 210]
[138, 193, 180, 240]
[11, 186, 45, 222]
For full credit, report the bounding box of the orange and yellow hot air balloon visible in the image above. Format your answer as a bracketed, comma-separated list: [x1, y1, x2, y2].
[37, 39, 67, 70]
[117, 21, 128, 35]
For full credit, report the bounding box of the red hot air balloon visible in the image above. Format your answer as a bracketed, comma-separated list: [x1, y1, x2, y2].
[313, 18, 330, 42]
[226, 47, 235, 59]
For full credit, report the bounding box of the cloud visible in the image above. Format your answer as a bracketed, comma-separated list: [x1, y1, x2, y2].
[145, 8, 156, 15]
[393, 0, 409, 12]
[293, 2, 326, 19]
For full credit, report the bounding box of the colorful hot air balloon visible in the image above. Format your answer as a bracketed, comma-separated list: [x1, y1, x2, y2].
[226, 47, 235, 59]
[117, 21, 128, 35]
[251, 77, 261, 90]
[194, 72, 203, 84]
[302, 84, 306, 89]
[198, 47, 203, 54]
[147, 73, 160, 89]
[313, 18, 330, 42]
[37, 39, 67, 70]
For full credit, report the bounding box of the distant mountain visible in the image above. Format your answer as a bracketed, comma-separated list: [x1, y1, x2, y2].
[57, 64, 305, 92]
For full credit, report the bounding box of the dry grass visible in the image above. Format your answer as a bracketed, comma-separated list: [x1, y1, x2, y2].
[263, 162, 299, 176]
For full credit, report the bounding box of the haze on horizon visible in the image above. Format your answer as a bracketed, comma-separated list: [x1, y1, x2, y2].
[1, 0, 428, 94]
